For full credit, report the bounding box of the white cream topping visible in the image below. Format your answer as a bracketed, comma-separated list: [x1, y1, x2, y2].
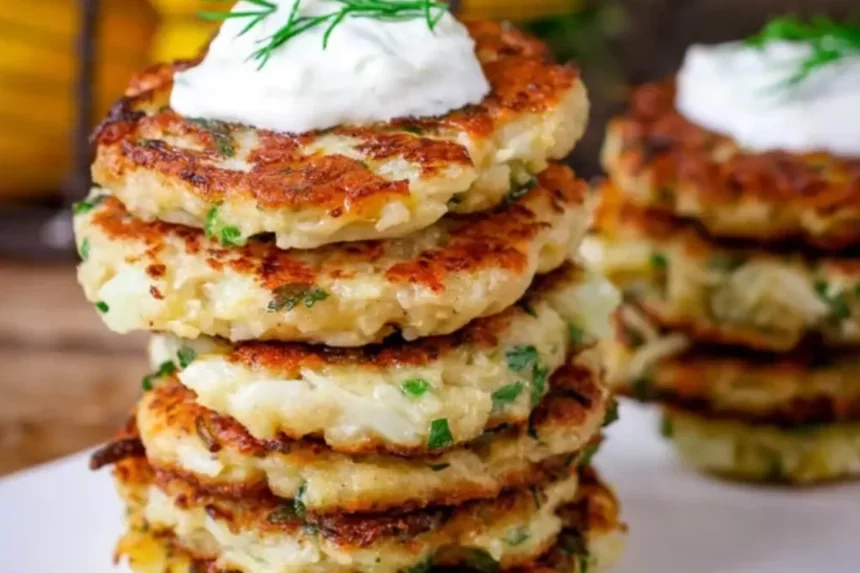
[170, 0, 490, 134]
[676, 40, 860, 156]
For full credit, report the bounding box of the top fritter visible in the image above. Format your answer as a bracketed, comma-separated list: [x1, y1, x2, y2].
[91, 20, 588, 250]
[603, 80, 860, 251]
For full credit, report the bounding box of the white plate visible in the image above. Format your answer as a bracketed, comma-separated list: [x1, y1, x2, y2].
[1, 402, 858, 572]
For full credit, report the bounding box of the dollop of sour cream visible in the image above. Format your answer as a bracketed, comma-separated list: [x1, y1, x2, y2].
[170, 0, 490, 134]
[676, 40, 860, 156]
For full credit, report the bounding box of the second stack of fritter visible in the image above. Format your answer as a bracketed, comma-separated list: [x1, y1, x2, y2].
[593, 81, 860, 484]
[78, 20, 627, 573]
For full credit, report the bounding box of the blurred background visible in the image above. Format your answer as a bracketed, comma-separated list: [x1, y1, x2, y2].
[0, 0, 855, 475]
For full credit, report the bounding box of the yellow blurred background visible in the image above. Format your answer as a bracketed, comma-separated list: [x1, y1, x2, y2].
[0, 0, 582, 201]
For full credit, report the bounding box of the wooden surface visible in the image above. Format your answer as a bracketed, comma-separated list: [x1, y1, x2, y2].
[0, 261, 147, 475]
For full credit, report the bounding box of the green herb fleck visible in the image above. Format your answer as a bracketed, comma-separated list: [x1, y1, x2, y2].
[72, 194, 107, 215]
[491, 382, 524, 408]
[188, 117, 235, 156]
[649, 253, 668, 271]
[142, 360, 177, 392]
[814, 280, 850, 321]
[708, 254, 745, 272]
[530, 485, 542, 509]
[462, 549, 500, 573]
[659, 413, 674, 439]
[266, 504, 298, 524]
[204, 207, 246, 246]
[745, 16, 860, 87]
[505, 345, 539, 372]
[428, 463, 450, 472]
[79, 238, 91, 261]
[602, 398, 619, 428]
[137, 138, 162, 149]
[428, 418, 454, 450]
[765, 454, 785, 482]
[95, 301, 109, 313]
[293, 482, 307, 518]
[504, 184, 531, 206]
[402, 125, 423, 135]
[220, 226, 244, 247]
[630, 377, 653, 401]
[177, 346, 197, 369]
[519, 301, 538, 318]
[404, 557, 435, 573]
[558, 530, 588, 556]
[268, 283, 329, 312]
[789, 423, 823, 436]
[530, 366, 548, 407]
[568, 324, 585, 346]
[579, 554, 591, 573]
[448, 195, 463, 206]
[505, 528, 530, 546]
[578, 442, 601, 467]
[401, 378, 431, 398]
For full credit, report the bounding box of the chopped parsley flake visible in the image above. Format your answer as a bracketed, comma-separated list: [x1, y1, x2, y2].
[630, 377, 653, 401]
[568, 324, 585, 346]
[204, 207, 246, 247]
[266, 504, 298, 524]
[530, 366, 548, 407]
[72, 194, 106, 215]
[137, 138, 162, 149]
[579, 442, 601, 467]
[462, 549, 500, 573]
[504, 185, 530, 206]
[267, 283, 329, 312]
[79, 238, 90, 261]
[505, 345, 539, 372]
[530, 485, 542, 509]
[602, 398, 620, 428]
[814, 280, 850, 321]
[428, 463, 450, 472]
[95, 301, 110, 313]
[659, 413, 674, 439]
[491, 382, 524, 408]
[177, 346, 197, 369]
[401, 378, 431, 398]
[402, 125, 423, 135]
[427, 418, 454, 450]
[649, 253, 668, 271]
[293, 482, 308, 518]
[505, 528, 530, 546]
[142, 360, 177, 391]
[188, 117, 235, 156]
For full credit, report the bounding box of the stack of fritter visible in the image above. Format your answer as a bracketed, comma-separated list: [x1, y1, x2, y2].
[76, 21, 626, 573]
[593, 81, 860, 484]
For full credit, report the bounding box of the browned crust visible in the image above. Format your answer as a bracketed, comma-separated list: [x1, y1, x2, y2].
[605, 80, 860, 250]
[144, 355, 605, 457]
[115, 455, 575, 550]
[118, 466, 620, 573]
[88, 163, 585, 294]
[92, 21, 579, 217]
[90, 415, 145, 470]
[170, 262, 581, 377]
[613, 315, 860, 427]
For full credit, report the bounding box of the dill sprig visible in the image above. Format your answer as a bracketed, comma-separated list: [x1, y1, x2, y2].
[200, 0, 449, 68]
[745, 16, 860, 86]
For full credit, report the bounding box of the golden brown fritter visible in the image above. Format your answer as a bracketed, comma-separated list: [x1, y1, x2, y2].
[75, 164, 590, 346]
[91, 21, 589, 249]
[660, 406, 860, 485]
[608, 305, 860, 427]
[115, 466, 625, 573]
[144, 262, 615, 452]
[602, 81, 860, 251]
[133, 359, 610, 514]
[592, 185, 860, 352]
[112, 455, 582, 573]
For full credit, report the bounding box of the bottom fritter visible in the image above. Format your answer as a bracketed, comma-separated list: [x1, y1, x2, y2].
[115, 466, 626, 573]
[660, 407, 860, 484]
